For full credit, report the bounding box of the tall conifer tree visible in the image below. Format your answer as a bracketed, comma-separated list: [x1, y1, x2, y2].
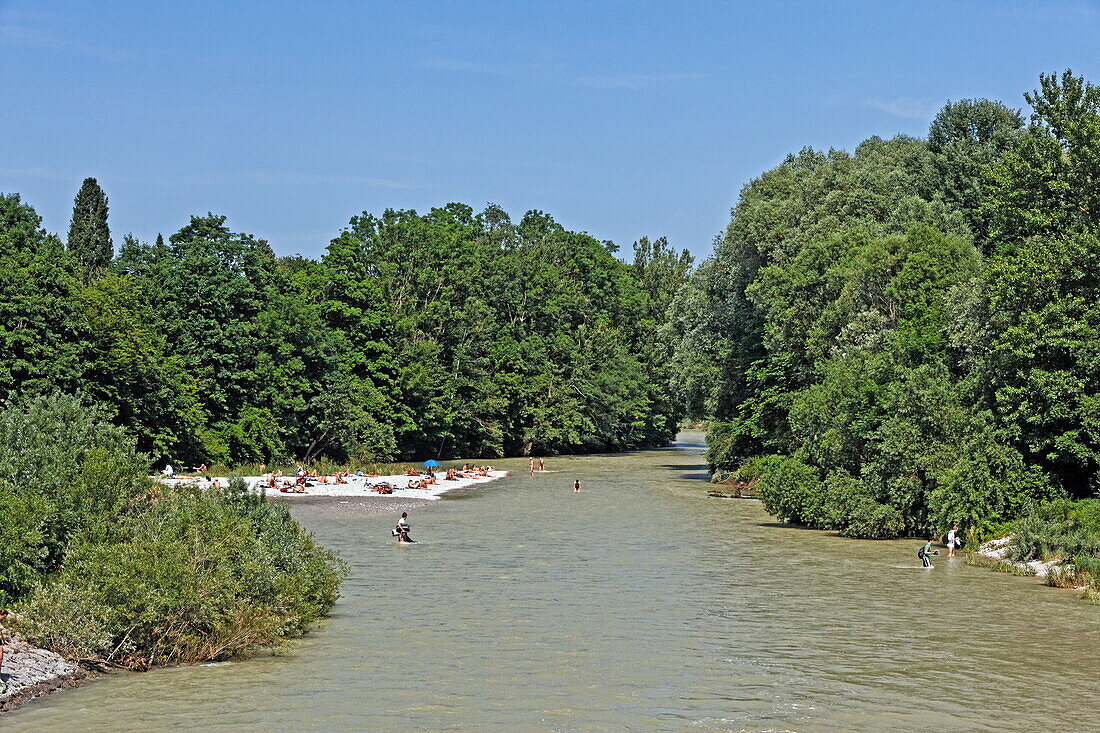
[67, 177, 112, 277]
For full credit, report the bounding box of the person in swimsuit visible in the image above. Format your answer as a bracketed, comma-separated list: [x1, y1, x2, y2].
[573, 479, 581, 492]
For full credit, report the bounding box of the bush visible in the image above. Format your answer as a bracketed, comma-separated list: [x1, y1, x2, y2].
[18, 483, 346, 668]
[0, 394, 148, 596]
[1, 394, 347, 669]
[840, 499, 906, 539]
[754, 454, 828, 525]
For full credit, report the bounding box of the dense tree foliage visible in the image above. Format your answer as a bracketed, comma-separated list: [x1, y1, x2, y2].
[675, 71, 1100, 539]
[0, 194, 688, 466]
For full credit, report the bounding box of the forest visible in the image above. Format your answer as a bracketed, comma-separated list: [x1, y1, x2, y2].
[674, 70, 1100, 558]
[1, 191, 691, 467]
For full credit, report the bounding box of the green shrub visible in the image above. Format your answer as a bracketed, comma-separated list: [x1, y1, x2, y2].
[0, 394, 347, 668]
[754, 454, 828, 525]
[839, 499, 906, 539]
[18, 483, 346, 668]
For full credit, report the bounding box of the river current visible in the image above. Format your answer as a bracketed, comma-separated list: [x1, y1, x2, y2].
[6, 432, 1099, 731]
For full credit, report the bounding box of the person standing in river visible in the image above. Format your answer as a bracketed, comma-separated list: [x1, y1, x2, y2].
[573, 479, 581, 492]
[946, 525, 960, 557]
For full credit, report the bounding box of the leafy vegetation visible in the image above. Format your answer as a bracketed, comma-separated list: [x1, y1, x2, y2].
[1009, 499, 1100, 598]
[675, 70, 1100, 540]
[0, 395, 346, 668]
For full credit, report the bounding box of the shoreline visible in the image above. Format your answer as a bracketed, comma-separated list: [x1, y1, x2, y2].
[0, 633, 95, 714]
[969, 536, 1093, 596]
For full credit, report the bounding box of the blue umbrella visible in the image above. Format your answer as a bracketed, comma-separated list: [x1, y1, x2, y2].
[423, 459, 440, 467]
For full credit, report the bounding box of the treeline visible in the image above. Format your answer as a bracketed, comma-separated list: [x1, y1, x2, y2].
[1, 190, 690, 466]
[675, 71, 1100, 541]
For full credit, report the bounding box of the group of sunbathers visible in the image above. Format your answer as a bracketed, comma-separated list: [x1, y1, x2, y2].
[450, 464, 496, 479]
[265, 467, 363, 493]
[155, 461, 498, 496]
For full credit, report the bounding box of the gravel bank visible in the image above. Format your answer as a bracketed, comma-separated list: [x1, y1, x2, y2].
[0, 632, 92, 713]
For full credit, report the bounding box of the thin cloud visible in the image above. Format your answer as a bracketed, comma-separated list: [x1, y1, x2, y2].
[423, 56, 694, 91]
[573, 72, 697, 90]
[0, 167, 417, 190]
[864, 97, 941, 120]
[0, 24, 131, 62]
[421, 57, 530, 77]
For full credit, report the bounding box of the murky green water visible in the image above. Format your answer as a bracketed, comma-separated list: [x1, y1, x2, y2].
[6, 433, 1099, 731]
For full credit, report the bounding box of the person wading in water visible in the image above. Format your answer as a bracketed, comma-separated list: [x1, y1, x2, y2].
[918, 538, 939, 567]
[395, 512, 414, 543]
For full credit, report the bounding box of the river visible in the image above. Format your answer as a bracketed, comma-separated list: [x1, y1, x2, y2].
[6, 432, 1099, 731]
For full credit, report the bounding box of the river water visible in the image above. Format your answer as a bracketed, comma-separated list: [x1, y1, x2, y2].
[6, 432, 1100, 731]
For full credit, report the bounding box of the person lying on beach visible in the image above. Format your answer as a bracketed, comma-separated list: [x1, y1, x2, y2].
[192, 463, 207, 473]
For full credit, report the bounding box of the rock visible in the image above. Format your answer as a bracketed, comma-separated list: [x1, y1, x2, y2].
[0, 631, 93, 713]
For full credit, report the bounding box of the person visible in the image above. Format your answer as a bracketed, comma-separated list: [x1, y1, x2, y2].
[946, 525, 960, 557]
[573, 479, 581, 493]
[529, 458, 535, 477]
[395, 512, 413, 543]
[918, 538, 938, 568]
[538, 457, 545, 471]
[0, 608, 9, 692]
[211, 478, 222, 491]
[162, 463, 175, 478]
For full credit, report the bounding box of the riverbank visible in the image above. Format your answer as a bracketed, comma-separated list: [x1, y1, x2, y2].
[969, 535, 1097, 598]
[0, 632, 92, 713]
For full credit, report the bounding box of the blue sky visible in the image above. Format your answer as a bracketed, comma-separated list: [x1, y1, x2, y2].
[2, 1, 1099, 259]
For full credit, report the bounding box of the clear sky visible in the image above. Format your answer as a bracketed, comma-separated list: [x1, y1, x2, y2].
[2, 1, 1099, 260]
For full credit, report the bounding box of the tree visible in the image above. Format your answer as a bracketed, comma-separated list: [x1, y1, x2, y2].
[928, 98, 1025, 248]
[984, 70, 1100, 248]
[67, 177, 113, 278]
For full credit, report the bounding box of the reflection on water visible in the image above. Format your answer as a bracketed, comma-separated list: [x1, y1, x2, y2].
[7, 432, 1100, 731]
